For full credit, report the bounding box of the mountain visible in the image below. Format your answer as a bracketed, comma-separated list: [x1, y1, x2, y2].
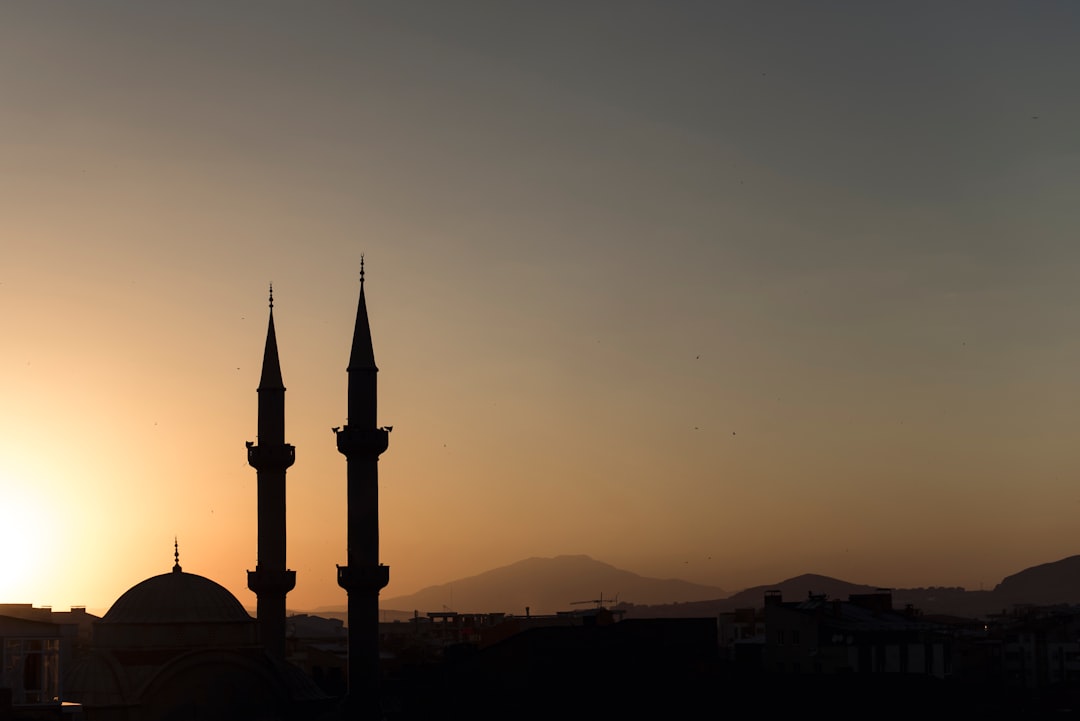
[379, 555, 728, 616]
[621, 574, 883, 618]
[722, 574, 880, 609]
[993, 555, 1080, 605]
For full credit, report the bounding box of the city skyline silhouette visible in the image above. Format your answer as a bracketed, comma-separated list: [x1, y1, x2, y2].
[3, 1, 1080, 619]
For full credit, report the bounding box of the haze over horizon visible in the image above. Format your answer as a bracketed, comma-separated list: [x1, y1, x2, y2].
[3, 1, 1080, 613]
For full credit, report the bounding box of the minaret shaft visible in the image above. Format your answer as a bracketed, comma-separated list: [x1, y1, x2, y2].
[258, 388, 285, 446]
[247, 297, 296, 661]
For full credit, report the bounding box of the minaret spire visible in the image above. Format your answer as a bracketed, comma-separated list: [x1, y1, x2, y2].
[247, 285, 296, 661]
[348, 262, 377, 409]
[259, 284, 285, 394]
[335, 261, 390, 715]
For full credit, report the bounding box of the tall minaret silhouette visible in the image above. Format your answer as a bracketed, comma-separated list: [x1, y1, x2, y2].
[246, 285, 296, 661]
[334, 258, 390, 711]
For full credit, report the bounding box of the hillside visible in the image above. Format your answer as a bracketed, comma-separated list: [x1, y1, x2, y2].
[621, 574, 882, 618]
[379, 555, 728, 616]
[993, 555, 1080, 605]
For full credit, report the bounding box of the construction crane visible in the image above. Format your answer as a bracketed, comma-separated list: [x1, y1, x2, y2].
[569, 593, 619, 609]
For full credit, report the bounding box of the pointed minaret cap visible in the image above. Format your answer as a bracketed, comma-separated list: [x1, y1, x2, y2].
[348, 256, 377, 372]
[259, 283, 285, 391]
[173, 537, 182, 573]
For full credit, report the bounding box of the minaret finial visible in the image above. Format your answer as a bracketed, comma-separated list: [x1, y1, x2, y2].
[173, 537, 182, 573]
[360, 255, 365, 288]
[269, 282, 274, 310]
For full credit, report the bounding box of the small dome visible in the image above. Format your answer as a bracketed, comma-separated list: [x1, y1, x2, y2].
[103, 568, 251, 625]
[65, 651, 127, 706]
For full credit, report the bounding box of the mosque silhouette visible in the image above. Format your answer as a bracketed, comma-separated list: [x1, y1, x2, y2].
[65, 264, 390, 721]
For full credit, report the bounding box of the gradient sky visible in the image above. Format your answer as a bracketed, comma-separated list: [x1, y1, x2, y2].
[3, 1, 1080, 614]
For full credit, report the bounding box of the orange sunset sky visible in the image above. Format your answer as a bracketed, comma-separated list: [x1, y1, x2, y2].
[3, 1, 1080, 614]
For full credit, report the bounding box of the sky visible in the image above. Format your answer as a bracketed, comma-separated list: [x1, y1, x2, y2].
[2, 1, 1080, 614]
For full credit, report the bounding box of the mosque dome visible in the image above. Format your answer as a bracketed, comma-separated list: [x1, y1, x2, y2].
[94, 552, 258, 650]
[102, 565, 252, 625]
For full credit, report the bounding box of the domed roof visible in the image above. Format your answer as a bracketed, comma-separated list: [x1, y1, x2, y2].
[103, 566, 252, 625]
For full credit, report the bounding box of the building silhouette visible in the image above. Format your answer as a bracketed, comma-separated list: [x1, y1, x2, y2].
[762, 590, 948, 676]
[0, 609, 65, 710]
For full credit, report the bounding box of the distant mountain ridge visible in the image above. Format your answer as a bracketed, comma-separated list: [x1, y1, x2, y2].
[305, 554, 1080, 620]
[378, 555, 728, 616]
[623, 556, 1080, 619]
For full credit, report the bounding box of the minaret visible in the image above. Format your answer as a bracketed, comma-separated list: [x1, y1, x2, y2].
[334, 258, 390, 712]
[246, 285, 296, 661]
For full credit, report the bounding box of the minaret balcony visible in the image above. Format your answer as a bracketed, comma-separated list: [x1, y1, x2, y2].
[247, 568, 297, 595]
[337, 564, 390, 592]
[334, 427, 389, 457]
[247, 443, 296, 470]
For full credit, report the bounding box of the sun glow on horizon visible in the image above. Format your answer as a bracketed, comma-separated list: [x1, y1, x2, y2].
[0, 478, 60, 603]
